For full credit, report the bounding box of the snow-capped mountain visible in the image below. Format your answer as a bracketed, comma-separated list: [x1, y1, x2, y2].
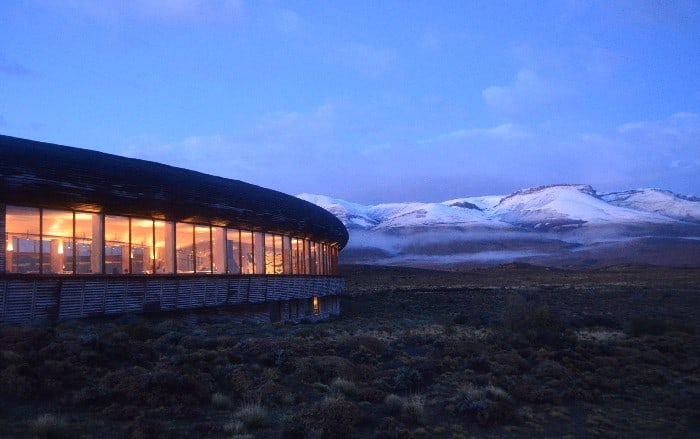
[299, 185, 696, 232]
[601, 189, 700, 223]
[298, 185, 700, 269]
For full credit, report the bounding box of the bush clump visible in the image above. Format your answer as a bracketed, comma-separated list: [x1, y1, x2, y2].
[452, 384, 518, 426]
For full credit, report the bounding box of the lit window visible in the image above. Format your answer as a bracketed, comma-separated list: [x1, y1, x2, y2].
[5, 206, 41, 273]
[313, 296, 320, 315]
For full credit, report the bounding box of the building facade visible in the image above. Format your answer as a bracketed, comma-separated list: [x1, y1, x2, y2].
[0, 135, 348, 324]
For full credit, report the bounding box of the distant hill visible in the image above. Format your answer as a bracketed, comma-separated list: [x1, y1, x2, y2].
[299, 184, 700, 269]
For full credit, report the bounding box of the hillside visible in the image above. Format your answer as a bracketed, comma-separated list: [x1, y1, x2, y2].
[299, 184, 700, 269]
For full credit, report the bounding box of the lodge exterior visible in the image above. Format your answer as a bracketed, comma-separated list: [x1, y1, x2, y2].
[0, 135, 348, 324]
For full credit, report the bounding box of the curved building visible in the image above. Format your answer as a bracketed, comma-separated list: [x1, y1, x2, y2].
[0, 135, 348, 324]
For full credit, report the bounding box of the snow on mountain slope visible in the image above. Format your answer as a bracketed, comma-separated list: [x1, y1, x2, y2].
[490, 184, 673, 229]
[601, 189, 700, 223]
[368, 201, 505, 230]
[443, 195, 503, 210]
[299, 184, 694, 233]
[297, 193, 378, 229]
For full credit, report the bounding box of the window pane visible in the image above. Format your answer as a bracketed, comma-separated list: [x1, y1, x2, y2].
[291, 238, 300, 274]
[282, 236, 291, 274]
[212, 226, 225, 274]
[5, 206, 41, 273]
[226, 229, 240, 274]
[309, 241, 318, 275]
[43, 209, 73, 274]
[75, 212, 101, 274]
[131, 218, 153, 274]
[105, 216, 129, 274]
[265, 233, 275, 274]
[194, 225, 211, 273]
[253, 232, 264, 274]
[240, 231, 253, 274]
[154, 220, 174, 273]
[176, 223, 194, 273]
[303, 239, 311, 275]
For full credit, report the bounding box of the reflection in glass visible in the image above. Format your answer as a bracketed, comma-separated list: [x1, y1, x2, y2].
[240, 231, 253, 274]
[195, 225, 211, 273]
[265, 233, 275, 274]
[131, 218, 153, 274]
[253, 232, 264, 275]
[5, 206, 41, 273]
[226, 229, 241, 274]
[212, 226, 225, 274]
[75, 212, 100, 274]
[176, 222, 194, 273]
[105, 216, 129, 274]
[282, 236, 292, 274]
[43, 209, 72, 274]
[154, 220, 174, 273]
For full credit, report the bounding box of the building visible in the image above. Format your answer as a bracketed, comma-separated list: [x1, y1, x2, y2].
[0, 135, 348, 324]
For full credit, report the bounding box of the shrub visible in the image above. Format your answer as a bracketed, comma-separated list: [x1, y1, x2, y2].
[384, 393, 404, 415]
[235, 401, 269, 429]
[30, 413, 67, 438]
[211, 392, 233, 409]
[453, 384, 518, 426]
[330, 377, 358, 397]
[401, 394, 426, 425]
[306, 396, 361, 439]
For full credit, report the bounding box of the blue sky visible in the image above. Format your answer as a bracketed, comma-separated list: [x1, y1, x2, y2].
[1, 1, 699, 203]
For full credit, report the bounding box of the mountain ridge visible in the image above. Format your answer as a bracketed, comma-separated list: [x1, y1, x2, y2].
[298, 184, 700, 269]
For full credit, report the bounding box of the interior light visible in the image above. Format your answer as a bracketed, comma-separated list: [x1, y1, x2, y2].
[6, 240, 13, 252]
[57, 241, 64, 254]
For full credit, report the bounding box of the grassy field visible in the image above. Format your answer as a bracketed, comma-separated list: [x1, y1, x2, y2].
[1, 263, 699, 438]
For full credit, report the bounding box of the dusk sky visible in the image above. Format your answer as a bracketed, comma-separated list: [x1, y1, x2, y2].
[1, 1, 699, 203]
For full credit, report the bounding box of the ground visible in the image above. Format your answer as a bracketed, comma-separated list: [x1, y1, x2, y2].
[1, 263, 699, 438]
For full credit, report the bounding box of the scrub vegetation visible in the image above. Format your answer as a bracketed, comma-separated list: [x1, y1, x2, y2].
[1, 263, 699, 438]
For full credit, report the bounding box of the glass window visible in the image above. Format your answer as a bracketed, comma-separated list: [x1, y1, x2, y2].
[75, 212, 101, 274]
[290, 238, 300, 274]
[282, 236, 292, 274]
[273, 235, 283, 274]
[176, 222, 194, 273]
[253, 232, 264, 274]
[304, 239, 311, 275]
[154, 220, 174, 273]
[105, 215, 129, 274]
[194, 225, 211, 273]
[43, 209, 73, 274]
[240, 231, 253, 274]
[5, 206, 41, 273]
[226, 228, 241, 274]
[212, 226, 226, 274]
[131, 218, 153, 274]
[309, 241, 318, 275]
[265, 233, 275, 274]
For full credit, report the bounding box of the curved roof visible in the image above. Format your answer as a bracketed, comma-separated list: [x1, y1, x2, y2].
[0, 135, 348, 248]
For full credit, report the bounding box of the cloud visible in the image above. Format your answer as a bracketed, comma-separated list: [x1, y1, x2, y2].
[50, 0, 245, 26]
[0, 53, 33, 77]
[328, 43, 399, 79]
[482, 69, 575, 116]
